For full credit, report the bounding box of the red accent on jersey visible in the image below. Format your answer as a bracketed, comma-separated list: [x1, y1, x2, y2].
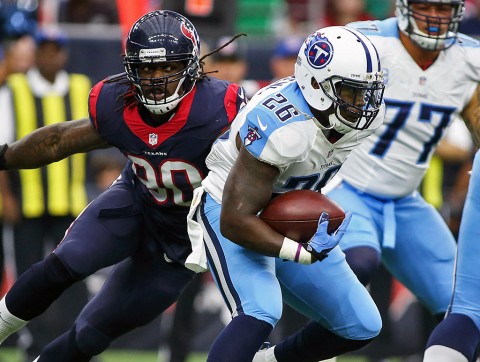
[224, 83, 240, 124]
[123, 88, 197, 148]
[89, 81, 105, 130]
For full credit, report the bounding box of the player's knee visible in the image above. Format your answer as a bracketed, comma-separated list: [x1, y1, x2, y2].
[245, 302, 282, 328]
[342, 300, 382, 340]
[355, 313, 382, 340]
[344, 247, 380, 286]
[42, 253, 85, 285]
[75, 322, 112, 356]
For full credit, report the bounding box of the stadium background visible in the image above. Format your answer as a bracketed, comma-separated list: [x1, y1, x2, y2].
[0, 0, 479, 361]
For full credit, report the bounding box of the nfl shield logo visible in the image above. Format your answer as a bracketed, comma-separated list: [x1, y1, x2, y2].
[149, 133, 158, 146]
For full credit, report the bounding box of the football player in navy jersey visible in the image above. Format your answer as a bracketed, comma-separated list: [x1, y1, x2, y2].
[0, 10, 245, 361]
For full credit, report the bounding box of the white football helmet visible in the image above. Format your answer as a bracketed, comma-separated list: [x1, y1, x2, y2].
[295, 26, 385, 134]
[396, 0, 465, 51]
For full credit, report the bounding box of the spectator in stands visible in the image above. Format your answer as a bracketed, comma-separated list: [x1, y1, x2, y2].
[0, 27, 92, 361]
[270, 35, 304, 80]
[460, 0, 480, 36]
[58, 0, 118, 24]
[274, 0, 311, 36]
[3, 35, 36, 75]
[0, 3, 37, 41]
[208, 35, 264, 98]
[365, 0, 395, 20]
[0, 35, 35, 318]
[210, 36, 248, 84]
[322, 0, 375, 26]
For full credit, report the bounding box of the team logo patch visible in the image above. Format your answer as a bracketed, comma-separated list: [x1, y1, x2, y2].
[149, 133, 158, 146]
[305, 34, 333, 69]
[244, 125, 261, 147]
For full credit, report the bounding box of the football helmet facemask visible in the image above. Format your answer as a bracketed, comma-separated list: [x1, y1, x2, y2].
[124, 10, 200, 115]
[396, 0, 465, 51]
[295, 26, 385, 134]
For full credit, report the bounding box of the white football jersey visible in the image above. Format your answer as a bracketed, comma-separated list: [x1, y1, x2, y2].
[202, 77, 383, 203]
[338, 18, 480, 198]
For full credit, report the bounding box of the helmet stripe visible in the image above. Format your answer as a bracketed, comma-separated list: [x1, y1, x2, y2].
[344, 27, 374, 73]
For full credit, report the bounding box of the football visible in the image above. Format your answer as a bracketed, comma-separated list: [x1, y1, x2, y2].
[259, 190, 345, 243]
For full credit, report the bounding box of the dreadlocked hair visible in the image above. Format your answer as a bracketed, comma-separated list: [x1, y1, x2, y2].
[198, 33, 247, 79]
[103, 73, 138, 111]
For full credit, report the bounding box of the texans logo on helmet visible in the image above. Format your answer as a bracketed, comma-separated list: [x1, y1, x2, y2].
[306, 35, 333, 69]
[181, 23, 198, 49]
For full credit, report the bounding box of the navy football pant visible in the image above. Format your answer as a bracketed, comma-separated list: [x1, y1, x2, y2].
[38, 252, 195, 360]
[5, 171, 196, 360]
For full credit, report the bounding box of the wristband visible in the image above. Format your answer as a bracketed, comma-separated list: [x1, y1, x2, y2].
[279, 237, 312, 264]
[0, 144, 8, 170]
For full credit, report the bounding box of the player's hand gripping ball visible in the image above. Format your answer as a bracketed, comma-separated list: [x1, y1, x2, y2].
[259, 190, 346, 243]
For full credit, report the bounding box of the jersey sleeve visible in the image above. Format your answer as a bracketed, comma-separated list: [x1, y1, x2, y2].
[88, 78, 124, 138]
[225, 83, 247, 124]
[461, 35, 480, 86]
[88, 80, 105, 131]
[238, 107, 315, 168]
[347, 18, 399, 38]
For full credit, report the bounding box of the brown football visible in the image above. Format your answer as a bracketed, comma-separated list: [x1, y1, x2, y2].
[259, 190, 345, 243]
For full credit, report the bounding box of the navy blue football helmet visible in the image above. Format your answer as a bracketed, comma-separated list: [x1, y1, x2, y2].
[124, 10, 201, 114]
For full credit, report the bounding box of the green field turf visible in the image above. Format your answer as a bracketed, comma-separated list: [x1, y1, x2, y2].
[0, 348, 405, 362]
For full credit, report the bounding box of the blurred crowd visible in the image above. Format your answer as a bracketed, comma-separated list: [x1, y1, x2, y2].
[2, 0, 480, 39]
[0, 0, 478, 361]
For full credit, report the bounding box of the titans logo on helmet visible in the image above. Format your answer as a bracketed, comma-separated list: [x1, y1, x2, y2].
[305, 34, 333, 69]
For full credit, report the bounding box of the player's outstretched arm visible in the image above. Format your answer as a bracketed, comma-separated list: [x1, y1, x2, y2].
[463, 84, 480, 147]
[0, 118, 110, 170]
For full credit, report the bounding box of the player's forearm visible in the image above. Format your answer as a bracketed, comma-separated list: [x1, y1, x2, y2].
[2, 124, 72, 169]
[468, 114, 480, 148]
[1, 120, 106, 170]
[464, 86, 480, 147]
[220, 212, 284, 256]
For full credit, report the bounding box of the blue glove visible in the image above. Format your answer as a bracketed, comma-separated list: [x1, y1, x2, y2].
[301, 211, 352, 262]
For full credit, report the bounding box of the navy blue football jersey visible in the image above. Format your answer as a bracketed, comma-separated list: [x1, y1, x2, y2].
[88, 74, 246, 261]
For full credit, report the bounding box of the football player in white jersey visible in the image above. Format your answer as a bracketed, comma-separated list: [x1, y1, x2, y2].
[185, 26, 385, 362]
[424, 151, 480, 362]
[322, 1, 480, 361]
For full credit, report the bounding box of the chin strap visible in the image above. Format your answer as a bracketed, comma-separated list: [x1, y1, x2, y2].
[293, 105, 334, 131]
[328, 113, 353, 134]
[0, 144, 8, 170]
